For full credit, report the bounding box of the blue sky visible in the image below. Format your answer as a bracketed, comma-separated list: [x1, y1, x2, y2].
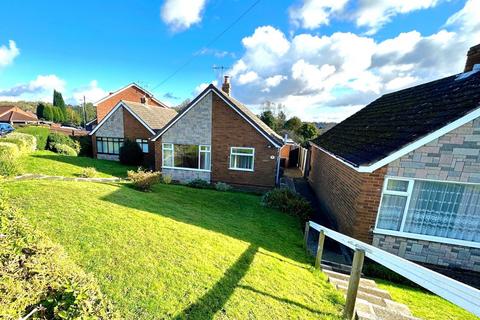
[0, 0, 478, 121]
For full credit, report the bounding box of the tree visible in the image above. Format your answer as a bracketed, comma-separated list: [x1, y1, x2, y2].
[36, 103, 45, 119]
[277, 111, 286, 130]
[260, 111, 276, 130]
[174, 99, 191, 112]
[43, 105, 54, 121]
[297, 122, 318, 141]
[284, 116, 302, 132]
[53, 90, 66, 121]
[53, 107, 63, 123]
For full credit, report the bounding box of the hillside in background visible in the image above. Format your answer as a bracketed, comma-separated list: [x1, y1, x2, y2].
[315, 122, 337, 135]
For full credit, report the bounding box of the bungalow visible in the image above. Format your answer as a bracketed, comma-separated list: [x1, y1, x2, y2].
[308, 44, 480, 272]
[89, 84, 176, 166]
[0, 106, 38, 124]
[151, 77, 285, 189]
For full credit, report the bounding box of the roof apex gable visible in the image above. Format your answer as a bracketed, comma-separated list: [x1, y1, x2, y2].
[93, 83, 169, 108]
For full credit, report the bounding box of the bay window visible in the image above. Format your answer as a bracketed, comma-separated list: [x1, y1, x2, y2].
[229, 147, 254, 171]
[96, 137, 124, 155]
[376, 178, 480, 245]
[161, 143, 210, 171]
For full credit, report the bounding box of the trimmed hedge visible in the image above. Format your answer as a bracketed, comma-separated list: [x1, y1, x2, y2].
[127, 168, 161, 191]
[16, 126, 49, 150]
[2, 132, 36, 153]
[0, 142, 21, 177]
[47, 132, 80, 154]
[50, 143, 78, 156]
[261, 188, 313, 222]
[0, 190, 119, 319]
[75, 135, 93, 157]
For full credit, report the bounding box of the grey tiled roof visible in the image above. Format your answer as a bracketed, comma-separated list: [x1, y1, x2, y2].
[121, 100, 177, 131]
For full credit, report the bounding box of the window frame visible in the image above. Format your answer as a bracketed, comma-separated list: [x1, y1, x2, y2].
[374, 176, 480, 249]
[135, 139, 149, 153]
[161, 143, 211, 172]
[229, 147, 255, 172]
[96, 137, 124, 155]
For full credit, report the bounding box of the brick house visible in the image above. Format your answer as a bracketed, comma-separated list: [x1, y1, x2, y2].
[0, 106, 38, 124]
[308, 45, 480, 272]
[89, 85, 176, 166]
[151, 77, 285, 189]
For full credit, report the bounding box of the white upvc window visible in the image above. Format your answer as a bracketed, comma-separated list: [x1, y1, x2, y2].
[136, 139, 149, 153]
[229, 147, 255, 171]
[161, 143, 211, 171]
[375, 177, 480, 247]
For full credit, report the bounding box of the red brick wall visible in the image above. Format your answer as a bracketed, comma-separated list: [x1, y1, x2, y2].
[91, 133, 97, 158]
[96, 86, 164, 122]
[123, 110, 155, 168]
[154, 139, 162, 171]
[211, 94, 278, 188]
[308, 146, 386, 243]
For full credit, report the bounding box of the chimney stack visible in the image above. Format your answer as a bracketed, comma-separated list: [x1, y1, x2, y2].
[222, 76, 231, 96]
[464, 44, 480, 72]
[140, 95, 147, 104]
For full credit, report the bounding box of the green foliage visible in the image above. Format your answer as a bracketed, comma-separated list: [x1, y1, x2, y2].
[119, 140, 144, 166]
[260, 111, 277, 130]
[261, 188, 313, 222]
[47, 132, 80, 153]
[16, 126, 49, 150]
[36, 103, 45, 119]
[127, 168, 161, 191]
[297, 122, 319, 141]
[65, 107, 81, 126]
[75, 135, 93, 157]
[43, 105, 54, 121]
[50, 143, 78, 156]
[215, 182, 232, 192]
[284, 117, 302, 132]
[53, 90, 66, 111]
[0, 142, 21, 177]
[162, 174, 172, 184]
[80, 167, 97, 178]
[2, 132, 37, 153]
[0, 190, 118, 319]
[187, 178, 212, 189]
[53, 107, 64, 123]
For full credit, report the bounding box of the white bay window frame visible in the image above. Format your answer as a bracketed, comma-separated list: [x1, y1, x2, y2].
[374, 176, 480, 249]
[161, 143, 211, 172]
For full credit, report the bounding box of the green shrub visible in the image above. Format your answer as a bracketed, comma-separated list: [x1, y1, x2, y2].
[47, 132, 80, 153]
[16, 126, 49, 150]
[119, 140, 144, 166]
[162, 174, 173, 184]
[75, 135, 93, 157]
[261, 188, 313, 222]
[187, 178, 211, 189]
[127, 168, 161, 191]
[215, 182, 232, 192]
[0, 142, 21, 177]
[80, 167, 97, 178]
[2, 132, 36, 154]
[51, 143, 78, 156]
[0, 190, 119, 319]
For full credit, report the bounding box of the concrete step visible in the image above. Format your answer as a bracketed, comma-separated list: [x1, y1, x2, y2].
[355, 299, 420, 320]
[370, 304, 420, 320]
[323, 269, 376, 286]
[335, 284, 387, 307]
[328, 277, 392, 300]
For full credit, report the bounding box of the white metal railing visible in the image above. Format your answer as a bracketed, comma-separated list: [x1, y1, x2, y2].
[306, 221, 480, 318]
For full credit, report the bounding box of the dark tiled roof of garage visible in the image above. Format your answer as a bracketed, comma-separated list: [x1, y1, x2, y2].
[311, 71, 480, 167]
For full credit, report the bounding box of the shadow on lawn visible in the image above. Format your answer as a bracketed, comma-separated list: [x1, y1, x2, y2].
[29, 153, 133, 177]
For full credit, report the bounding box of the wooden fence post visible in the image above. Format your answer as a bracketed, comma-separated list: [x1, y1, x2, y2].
[314, 230, 325, 269]
[304, 222, 310, 250]
[343, 249, 365, 320]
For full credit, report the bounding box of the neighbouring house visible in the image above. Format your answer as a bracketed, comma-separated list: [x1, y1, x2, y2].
[151, 76, 285, 189]
[89, 85, 176, 166]
[308, 44, 480, 272]
[0, 106, 38, 124]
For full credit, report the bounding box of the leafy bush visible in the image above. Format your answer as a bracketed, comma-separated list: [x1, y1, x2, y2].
[127, 168, 161, 191]
[16, 126, 49, 150]
[80, 167, 97, 178]
[50, 143, 78, 156]
[75, 135, 93, 157]
[2, 132, 37, 154]
[0, 190, 119, 319]
[162, 174, 173, 184]
[0, 142, 21, 177]
[187, 178, 211, 189]
[119, 140, 144, 166]
[261, 188, 313, 222]
[215, 182, 232, 192]
[47, 132, 80, 153]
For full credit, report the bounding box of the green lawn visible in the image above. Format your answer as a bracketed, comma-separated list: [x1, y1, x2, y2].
[377, 279, 479, 320]
[2, 180, 344, 319]
[19, 150, 135, 178]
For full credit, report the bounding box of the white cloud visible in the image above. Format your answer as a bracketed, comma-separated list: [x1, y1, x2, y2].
[70, 80, 107, 104]
[161, 0, 207, 32]
[227, 1, 479, 122]
[0, 75, 65, 102]
[0, 40, 20, 68]
[194, 80, 218, 95]
[289, 0, 349, 29]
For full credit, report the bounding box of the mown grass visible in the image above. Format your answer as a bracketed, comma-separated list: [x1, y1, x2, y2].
[2, 180, 345, 319]
[19, 150, 134, 178]
[377, 279, 479, 320]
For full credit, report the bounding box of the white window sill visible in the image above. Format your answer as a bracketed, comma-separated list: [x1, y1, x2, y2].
[229, 167, 254, 172]
[162, 166, 211, 173]
[373, 229, 480, 249]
